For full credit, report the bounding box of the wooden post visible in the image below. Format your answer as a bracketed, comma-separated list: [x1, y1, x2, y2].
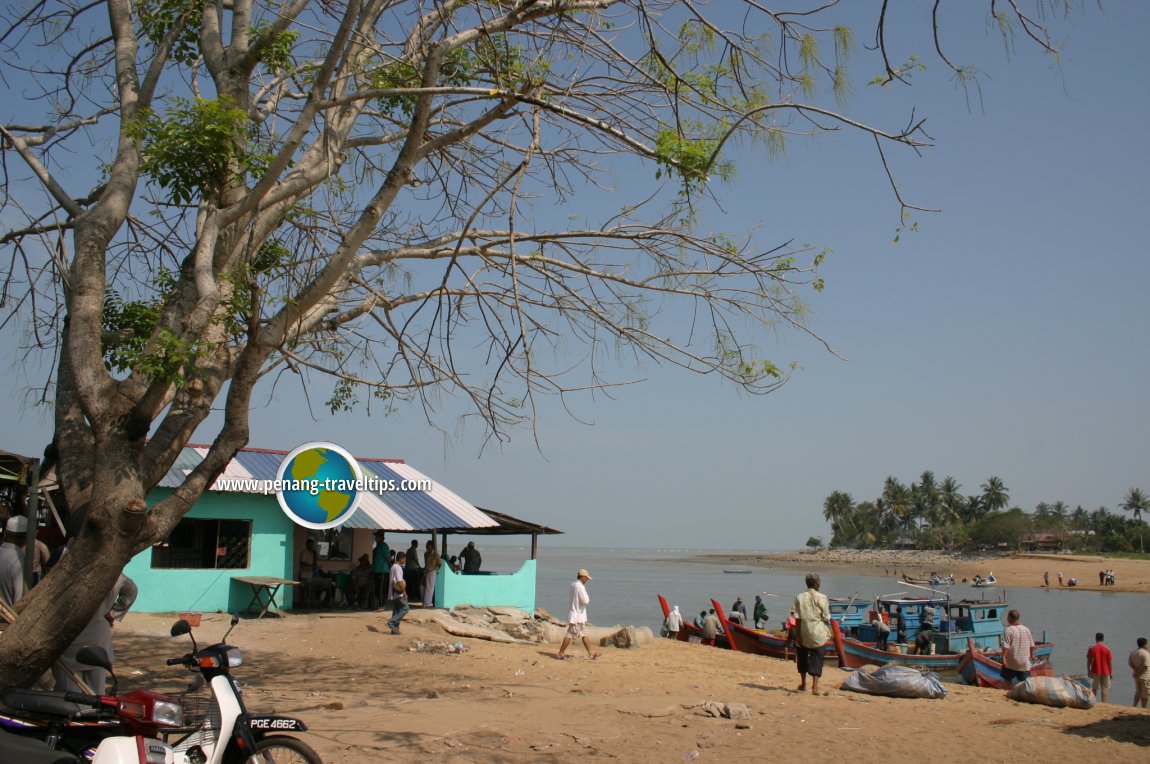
[22, 458, 40, 588]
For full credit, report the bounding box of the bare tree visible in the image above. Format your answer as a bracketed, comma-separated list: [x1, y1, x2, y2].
[0, 0, 1074, 685]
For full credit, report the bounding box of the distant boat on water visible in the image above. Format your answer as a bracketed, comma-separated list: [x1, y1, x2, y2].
[723, 568, 753, 574]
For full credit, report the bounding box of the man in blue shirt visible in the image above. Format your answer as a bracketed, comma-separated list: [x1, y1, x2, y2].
[371, 530, 391, 610]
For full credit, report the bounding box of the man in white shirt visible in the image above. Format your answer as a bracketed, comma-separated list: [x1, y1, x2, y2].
[0, 515, 28, 606]
[1001, 609, 1037, 687]
[557, 569, 600, 660]
[386, 551, 409, 635]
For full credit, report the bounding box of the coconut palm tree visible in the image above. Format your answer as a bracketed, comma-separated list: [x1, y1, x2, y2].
[846, 500, 880, 548]
[823, 491, 856, 546]
[1120, 488, 1148, 523]
[1070, 505, 1090, 530]
[980, 476, 1010, 514]
[881, 476, 913, 538]
[1120, 488, 1148, 553]
[937, 477, 964, 525]
[964, 495, 985, 524]
[913, 470, 941, 532]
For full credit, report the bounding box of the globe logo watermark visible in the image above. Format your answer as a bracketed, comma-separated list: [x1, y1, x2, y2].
[275, 442, 364, 529]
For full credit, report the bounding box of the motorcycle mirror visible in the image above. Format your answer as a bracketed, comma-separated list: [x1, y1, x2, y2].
[221, 613, 240, 642]
[171, 619, 192, 637]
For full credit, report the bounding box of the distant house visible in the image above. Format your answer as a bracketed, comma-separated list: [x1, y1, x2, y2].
[1021, 533, 1062, 552]
[124, 445, 498, 614]
[893, 537, 918, 550]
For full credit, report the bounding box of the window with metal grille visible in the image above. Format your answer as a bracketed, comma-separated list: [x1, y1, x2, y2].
[151, 518, 252, 569]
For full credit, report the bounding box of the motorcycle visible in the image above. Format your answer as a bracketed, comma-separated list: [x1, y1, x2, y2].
[0, 727, 83, 763]
[0, 663, 176, 764]
[161, 615, 322, 764]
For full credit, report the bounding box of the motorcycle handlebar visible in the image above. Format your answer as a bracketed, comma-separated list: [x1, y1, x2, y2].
[63, 691, 103, 707]
[166, 655, 193, 666]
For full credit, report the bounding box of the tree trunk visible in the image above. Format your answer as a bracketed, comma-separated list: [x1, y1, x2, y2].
[0, 516, 137, 687]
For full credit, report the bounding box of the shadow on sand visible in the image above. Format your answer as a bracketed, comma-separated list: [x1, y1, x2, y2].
[1061, 713, 1150, 747]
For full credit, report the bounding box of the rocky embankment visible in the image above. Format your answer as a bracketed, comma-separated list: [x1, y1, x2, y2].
[762, 548, 993, 570]
[697, 547, 996, 578]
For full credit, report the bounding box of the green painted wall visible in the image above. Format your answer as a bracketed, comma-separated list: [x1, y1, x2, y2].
[125, 490, 297, 614]
[436, 559, 536, 611]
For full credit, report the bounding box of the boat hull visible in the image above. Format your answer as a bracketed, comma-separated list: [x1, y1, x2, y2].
[959, 638, 1054, 688]
[658, 594, 731, 649]
[840, 635, 1054, 679]
[839, 637, 968, 675]
[712, 599, 838, 660]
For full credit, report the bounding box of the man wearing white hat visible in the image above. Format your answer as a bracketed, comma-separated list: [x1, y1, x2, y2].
[0, 515, 28, 606]
[557, 569, 600, 660]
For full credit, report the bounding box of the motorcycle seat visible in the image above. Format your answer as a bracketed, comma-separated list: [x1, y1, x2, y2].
[0, 688, 89, 720]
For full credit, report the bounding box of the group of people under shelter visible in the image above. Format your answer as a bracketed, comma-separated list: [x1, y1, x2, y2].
[297, 530, 485, 615]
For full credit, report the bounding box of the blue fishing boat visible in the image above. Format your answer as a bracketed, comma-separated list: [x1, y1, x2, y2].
[838, 593, 1053, 678]
[934, 598, 1017, 653]
[858, 593, 947, 640]
[827, 597, 871, 637]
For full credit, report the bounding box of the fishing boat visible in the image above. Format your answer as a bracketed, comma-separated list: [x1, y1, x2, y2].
[828, 597, 871, 636]
[711, 599, 843, 661]
[839, 594, 1053, 679]
[710, 599, 798, 659]
[723, 569, 753, 574]
[972, 573, 997, 588]
[864, 593, 949, 639]
[958, 638, 1054, 689]
[933, 598, 1016, 653]
[835, 631, 978, 678]
[657, 594, 731, 649]
[901, 574, 955, 586]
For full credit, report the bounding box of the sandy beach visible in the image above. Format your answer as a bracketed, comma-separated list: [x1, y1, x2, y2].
[700, 549, 1150, 594]
[109, 605, 1150, 764]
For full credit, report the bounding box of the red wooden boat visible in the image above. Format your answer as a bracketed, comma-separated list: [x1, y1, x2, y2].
[958, 637, 1054, 689]
[711, 599, 843, 662]
[710, 599, 797, 660]
[657, 594, 730, 649]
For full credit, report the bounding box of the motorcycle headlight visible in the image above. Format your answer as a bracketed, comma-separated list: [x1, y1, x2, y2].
[225, 646, 243, 667]
[151, 699, 184, 727]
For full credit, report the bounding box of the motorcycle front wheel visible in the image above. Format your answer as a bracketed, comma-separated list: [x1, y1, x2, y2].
[246, 734, 324, 764]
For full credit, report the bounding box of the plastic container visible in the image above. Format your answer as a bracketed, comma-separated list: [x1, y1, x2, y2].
[178, 611, 202, 627]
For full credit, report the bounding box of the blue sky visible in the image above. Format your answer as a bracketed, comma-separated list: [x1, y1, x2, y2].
[5, 3, 1148, 550]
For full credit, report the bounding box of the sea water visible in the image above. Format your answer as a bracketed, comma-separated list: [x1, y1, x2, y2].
[474, 544, 1148, 704]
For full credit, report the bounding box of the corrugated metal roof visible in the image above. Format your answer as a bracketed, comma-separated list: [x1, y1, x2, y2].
[158, 445, 497, 532]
